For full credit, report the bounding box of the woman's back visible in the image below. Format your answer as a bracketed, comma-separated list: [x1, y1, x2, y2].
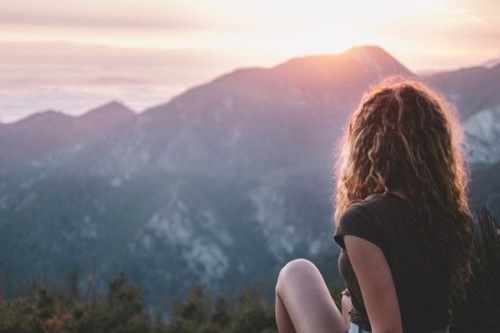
[335, 193, 451, 332]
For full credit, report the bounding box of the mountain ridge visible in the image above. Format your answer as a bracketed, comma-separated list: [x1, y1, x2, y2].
[0, 45, 499, 309]
[4, 100, 135, 126]
[0, 101, 136, 171]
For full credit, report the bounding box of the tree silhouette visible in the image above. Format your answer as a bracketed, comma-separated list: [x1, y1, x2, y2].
[451, 208, 500, 332]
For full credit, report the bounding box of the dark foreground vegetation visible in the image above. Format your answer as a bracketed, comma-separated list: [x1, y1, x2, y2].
[450, 208, 500, 332]
[0, 209, 498, 333]
[0, 272, 280, 333]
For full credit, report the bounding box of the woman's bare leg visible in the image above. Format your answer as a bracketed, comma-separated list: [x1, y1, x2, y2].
[275, 259, 347, 333]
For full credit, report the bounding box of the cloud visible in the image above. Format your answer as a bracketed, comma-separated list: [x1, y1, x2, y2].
[0, 41, 254, 87]
[0, 11, 198, 30]
[0, 1, 210, 31]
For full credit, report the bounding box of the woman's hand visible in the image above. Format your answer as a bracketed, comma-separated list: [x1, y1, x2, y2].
[341, 289, 352, 328]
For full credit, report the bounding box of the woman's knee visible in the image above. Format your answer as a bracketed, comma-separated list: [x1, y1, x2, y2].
[276, 258, 320, 294]
[280, 258, 318, 276]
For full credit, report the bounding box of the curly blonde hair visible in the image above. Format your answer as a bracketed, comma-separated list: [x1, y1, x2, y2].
[334, 77, 473, 292]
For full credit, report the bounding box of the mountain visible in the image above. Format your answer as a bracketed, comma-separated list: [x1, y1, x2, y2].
[462, 107, 500, 164]
[424, 64, 500, 163]
[0, 101, 135, 172]
[0, 110, 73, 171]
[481, 58, 500, 69]
[78, 101, 136, 136]
[425, 64, 500, 119]
[470, 161, 500, 218]
[0, 46, 498, 308]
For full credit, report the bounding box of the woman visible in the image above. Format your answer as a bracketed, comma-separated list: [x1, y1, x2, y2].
[275, 78, 474, 333]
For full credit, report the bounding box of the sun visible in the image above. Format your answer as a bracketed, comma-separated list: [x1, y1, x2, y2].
[193, 0, 453, 58]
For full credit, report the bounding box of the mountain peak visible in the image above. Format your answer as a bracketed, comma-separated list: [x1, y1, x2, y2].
[81, 101, 135, 121]
[11, 110, 71, 128]
[272, 45, 413, 78]
[77, 101, 136, 136]
[344, 45, 413, 76]
[345, 44, 389, 56]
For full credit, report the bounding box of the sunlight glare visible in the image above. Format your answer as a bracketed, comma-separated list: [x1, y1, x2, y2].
[192, 0, 454, 57]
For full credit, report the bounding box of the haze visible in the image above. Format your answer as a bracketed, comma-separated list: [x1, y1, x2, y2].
[0, 0, 499, 122]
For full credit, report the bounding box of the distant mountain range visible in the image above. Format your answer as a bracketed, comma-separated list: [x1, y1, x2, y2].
[0, 101, 135, 171]
[0, 45, 499, 307]
[424, 64, 500, 164]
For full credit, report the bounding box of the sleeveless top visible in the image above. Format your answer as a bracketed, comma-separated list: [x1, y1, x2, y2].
[334, 193, 450, 333]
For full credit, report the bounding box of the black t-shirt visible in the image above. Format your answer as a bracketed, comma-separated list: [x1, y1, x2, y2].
[334, 193, 450, 333]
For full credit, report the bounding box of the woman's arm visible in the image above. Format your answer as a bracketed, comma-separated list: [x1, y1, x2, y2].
[344, 235, 403, 333]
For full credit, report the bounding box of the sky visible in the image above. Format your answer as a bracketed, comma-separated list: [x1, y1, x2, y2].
[0, 0, 499, 122]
